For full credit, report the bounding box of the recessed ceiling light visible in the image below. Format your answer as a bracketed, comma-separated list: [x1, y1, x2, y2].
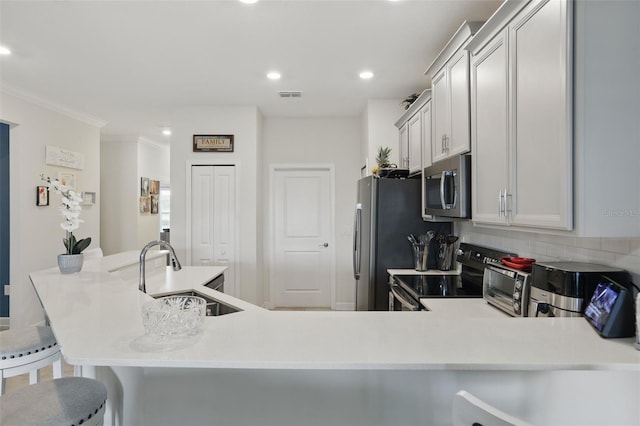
[0, 46, 11, 55]
[267, 71, 281, 80]
[359, 70, 374, 80]
[162, 129, 172, 136]
[239, 0, 258, 4]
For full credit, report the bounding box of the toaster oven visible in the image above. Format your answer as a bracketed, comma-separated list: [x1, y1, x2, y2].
[483, 264, 531, 317]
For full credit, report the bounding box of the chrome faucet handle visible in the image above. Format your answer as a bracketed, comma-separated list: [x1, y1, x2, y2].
[139, 240, 182, 293]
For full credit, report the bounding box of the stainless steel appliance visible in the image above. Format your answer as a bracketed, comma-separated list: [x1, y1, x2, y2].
[528, 261, 630, 317]
[423, 154, 471, 219]
[353, 176, 451, 311]
[483, 263, 531, 317]
[389, 274, 479, 311]
[389, 243, 516, 311]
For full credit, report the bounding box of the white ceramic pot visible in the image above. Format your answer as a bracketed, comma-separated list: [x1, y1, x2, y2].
[57, 253, 83, 274]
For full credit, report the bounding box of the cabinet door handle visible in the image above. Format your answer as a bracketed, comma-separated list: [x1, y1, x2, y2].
[498, 189, 509, 217]
[442, 134, 449, 153]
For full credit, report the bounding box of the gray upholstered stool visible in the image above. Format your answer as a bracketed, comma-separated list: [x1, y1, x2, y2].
[0, 377, 107, 426]
[0, 325, 63, 395]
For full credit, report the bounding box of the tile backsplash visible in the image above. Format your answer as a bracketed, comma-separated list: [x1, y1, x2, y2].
[457, 222, 640, 285]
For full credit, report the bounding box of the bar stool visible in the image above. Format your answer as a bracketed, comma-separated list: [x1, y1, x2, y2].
[0, 377, 107, 426]
[0, 325, 63, 395]
[452, 390, 533, 426]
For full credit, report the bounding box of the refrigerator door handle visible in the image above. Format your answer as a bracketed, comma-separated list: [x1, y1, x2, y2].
[353, 203, 362, 279]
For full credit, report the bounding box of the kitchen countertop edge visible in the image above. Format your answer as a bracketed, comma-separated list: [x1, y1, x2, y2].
[29, 252, 640, 372]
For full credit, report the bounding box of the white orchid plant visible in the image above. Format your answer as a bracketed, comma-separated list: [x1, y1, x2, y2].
[41, 174, 92, 255]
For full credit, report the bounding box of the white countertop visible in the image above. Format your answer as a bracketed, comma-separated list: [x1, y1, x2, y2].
[29, 252, 640, 372]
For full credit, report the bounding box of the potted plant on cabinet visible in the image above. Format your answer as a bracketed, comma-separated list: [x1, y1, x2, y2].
[41, 174, 92, 274]
[371, 146, 392, 176]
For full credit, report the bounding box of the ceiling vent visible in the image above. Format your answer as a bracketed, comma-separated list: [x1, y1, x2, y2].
[278, 91, 303, 98]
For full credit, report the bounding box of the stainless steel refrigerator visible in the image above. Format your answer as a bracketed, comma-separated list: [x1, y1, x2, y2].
[353, 176, 451, 311]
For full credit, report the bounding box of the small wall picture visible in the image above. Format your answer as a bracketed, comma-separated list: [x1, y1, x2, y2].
[36, 186, 49, 206]
[151, 194, 159, 214]
[58, 172, 76, 189]
[150, 179, 159, 195]
[80, 192, 96, 206]
[140, 177, 150, 197]
[139, 196, 150, 213]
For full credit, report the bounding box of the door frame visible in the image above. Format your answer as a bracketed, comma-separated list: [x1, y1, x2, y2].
[185, 160, 240, 296]
[268, 163, 336, 310]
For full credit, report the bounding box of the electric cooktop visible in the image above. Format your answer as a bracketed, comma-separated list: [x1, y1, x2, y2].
[393, 274, 483, 300]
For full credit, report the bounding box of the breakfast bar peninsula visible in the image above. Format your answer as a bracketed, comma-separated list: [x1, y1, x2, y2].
[29, 251, 640, 426]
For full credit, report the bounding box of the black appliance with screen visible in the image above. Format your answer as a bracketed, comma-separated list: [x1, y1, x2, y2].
[353, 176, 452, 311]
[584, 276, 635, 338]
[389, 243, 517, 311]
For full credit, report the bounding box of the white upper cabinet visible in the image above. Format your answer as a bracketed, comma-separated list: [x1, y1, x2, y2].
[470, 29, 510, 226]
[395, 89, 431, 176]
[508, 0, 571, 229]
[407, 111, 422, 174]
[398, 122, 409, 170]
[426, 21, 483, 164]
[468, 0, 640, 236]
[431, 68, 449, 164]
[469, 0, 571, 230]
[420, 100, 433, 170]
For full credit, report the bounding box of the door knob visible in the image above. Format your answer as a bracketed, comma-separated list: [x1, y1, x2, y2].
[319, 243, 329, 247]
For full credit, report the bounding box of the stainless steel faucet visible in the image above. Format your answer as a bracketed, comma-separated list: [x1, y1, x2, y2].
[139, 240, 182, 293]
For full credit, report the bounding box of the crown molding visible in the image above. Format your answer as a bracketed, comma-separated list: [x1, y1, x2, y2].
[1, 84, 108, 128]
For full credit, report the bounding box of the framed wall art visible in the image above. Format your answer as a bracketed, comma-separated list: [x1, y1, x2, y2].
[45, 145, 85, 170]
[150, 179, 159, 195]
[58, 172, 76, 189]
[151, 194, 159, 214]
[81, 192, 96, 206]
[193, 134, 234, 152]
[140, 177, 150, 197]
[139, 196, 150, 213]
[36, 186, 49, 206]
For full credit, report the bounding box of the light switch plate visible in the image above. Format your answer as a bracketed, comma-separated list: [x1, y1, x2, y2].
[3, 285, 9, 296]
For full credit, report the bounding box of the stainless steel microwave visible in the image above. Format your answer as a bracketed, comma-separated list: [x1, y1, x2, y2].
[423, 155, 471, 219]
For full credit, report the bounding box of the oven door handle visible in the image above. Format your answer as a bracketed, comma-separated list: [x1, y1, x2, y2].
[390, 284, 420, 311]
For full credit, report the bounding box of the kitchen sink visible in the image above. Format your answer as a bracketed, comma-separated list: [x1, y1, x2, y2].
[153, 290, 241, 317]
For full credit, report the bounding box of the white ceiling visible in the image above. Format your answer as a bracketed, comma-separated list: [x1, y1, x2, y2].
[0, 0, 502, 143]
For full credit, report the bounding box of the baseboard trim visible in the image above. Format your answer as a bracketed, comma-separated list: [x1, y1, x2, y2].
[334, 302, 355, 311]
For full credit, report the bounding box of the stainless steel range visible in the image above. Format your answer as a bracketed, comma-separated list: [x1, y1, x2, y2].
[389, 243, 517, 311]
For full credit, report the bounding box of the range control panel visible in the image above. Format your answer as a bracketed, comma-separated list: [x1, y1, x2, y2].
[457, 242, 517, 269]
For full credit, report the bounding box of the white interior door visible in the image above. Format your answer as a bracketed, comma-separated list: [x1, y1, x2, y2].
[191, 165, 236, 296]
[271, 166, 334, 309]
